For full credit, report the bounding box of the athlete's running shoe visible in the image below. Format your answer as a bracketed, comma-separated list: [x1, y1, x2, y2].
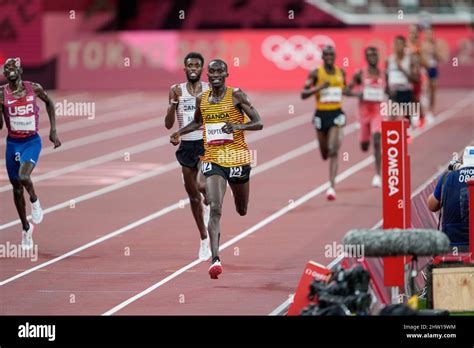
[31, 198, 43, 224]
[326, 187, 336, 201]
[371, 174, 382, 188]
[199, 237, 211, 261]
[425, 112, 435, 125]
[21, 224, 34, 251]
[209, 259, 222, 279]
[203, 203, 210, 229]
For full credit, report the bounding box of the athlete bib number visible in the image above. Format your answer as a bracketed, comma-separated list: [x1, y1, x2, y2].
[319, 87, 342, 103]
[10, 117, 36, 131]
[205, 123, 234, 145]
[229, 166, 243, 178]
[202, 162, 212, 174]
[363, 86, 384, 102]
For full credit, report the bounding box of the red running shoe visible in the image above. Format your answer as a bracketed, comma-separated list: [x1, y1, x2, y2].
[208, 260, 222, 279]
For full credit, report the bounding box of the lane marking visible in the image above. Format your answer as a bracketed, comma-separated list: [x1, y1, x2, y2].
[102, 93, 473, 315]
[0, 113, 342, 227]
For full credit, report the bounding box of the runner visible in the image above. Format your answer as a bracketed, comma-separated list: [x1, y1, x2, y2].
[386, 35, 420, 123]
[346, 47, 384, 188]
[421, 26, 441, 124]
[165, 52, 211, 261]
[170, 59, 263, 279]
[0, 58, 61, 250]
[301, 45, 347, 200]
[407, 25, 426, 127]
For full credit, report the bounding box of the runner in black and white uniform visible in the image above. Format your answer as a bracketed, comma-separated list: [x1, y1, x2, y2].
[165, 52, 211, 261]
[386, 35, 420, 123]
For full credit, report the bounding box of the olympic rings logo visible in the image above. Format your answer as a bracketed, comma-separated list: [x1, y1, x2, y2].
[261, 35, 336, 70]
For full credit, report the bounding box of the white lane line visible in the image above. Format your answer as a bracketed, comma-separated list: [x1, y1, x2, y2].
[0, 201, 183, 286]
[102, 156, 375, 315]
[0, 112, 329, 225]
[267, 131, 474, 316]
[0, 93, 155, 149]
[0, 93, 289, 158]
[0, 130, 339, 286]
[0, 107, 162, 165]
[0, 111, 310, 193]
[103, 93, 473, 316]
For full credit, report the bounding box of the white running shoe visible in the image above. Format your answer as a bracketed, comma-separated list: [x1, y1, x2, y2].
[411, 114, 420, 128]
[203, 203, 210, 229]
[199, 237, 211, 261]
[21, 224, 34, 251]
[31, 198, 43, 224]
[208, 259, 222, 279]
[326, 187, 336, 201]
[372, 174, 382, 188]
[425, 112, 435, 125]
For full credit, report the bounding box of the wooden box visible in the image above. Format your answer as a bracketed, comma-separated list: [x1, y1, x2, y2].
[432, 266, 474, 311]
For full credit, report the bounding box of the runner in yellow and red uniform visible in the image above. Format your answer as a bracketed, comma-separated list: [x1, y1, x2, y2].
[301, 46, 347, 200]
[170, 59, 263, 279]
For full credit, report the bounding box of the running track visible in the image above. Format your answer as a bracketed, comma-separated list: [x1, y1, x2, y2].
[0, 89, 472, 315]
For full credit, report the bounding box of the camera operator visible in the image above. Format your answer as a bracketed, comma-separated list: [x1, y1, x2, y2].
[427, 146, 474, 250]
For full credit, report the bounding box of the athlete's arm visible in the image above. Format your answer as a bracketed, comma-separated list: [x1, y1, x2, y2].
[32, 83, 61, 148]
[164, 84, 181, 129]
[301, 70, 328, 99]
[408, 54, 421, 84]
[222, 89, 263, 133]
[0, 89, 3, 130]
[170, 93, 203, 145]
[342, 69, 360, 97]
[385, 58, 391, 97]
[397, 55, 420, 84]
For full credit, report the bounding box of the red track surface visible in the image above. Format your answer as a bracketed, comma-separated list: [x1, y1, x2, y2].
[0, 88, 472, 315]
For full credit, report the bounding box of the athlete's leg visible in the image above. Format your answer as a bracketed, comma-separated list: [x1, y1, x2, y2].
[205, 175, 227, 259]
[316, 130, 329, 160]
[327, 126, 343, 188]
[229, 181, 249, 216]
[196, 161, 208, 205]
[18, 161, 38, 203]
[429, 78, 437, 114]
[182, 166, 207, 240]
[10, 178, 29, 231]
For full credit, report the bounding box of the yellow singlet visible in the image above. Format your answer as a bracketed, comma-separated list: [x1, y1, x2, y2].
[315, 65, 344, 111]
[200, 87, 251, 167]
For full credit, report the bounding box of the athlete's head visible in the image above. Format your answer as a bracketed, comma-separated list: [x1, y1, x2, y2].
[365, 47, 379, 67]
[321, 46, 335, 66]
[3, 58, 22, 82]
[408, 24, 419, 42]
[393, 35, 406, 55]
[207, 59, 228, 88]
[183, 52, 204, 83]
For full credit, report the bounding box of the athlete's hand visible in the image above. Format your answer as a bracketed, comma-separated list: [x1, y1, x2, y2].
[320, 81, 330, 90]
[171, 85, 182, 103]
[170, 132, 180, 146]
[221, 121, 238, 134]
[49, 130, 61, 148]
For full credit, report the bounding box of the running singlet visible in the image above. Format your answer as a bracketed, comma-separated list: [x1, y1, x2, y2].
[200, 87, 250, 167]
[2, 82, 40, 139]
[387, 55, 413, 91]
[360, 68, 385, 104]
[315, 65, 344, 111]
[176, 81, 209, 141]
